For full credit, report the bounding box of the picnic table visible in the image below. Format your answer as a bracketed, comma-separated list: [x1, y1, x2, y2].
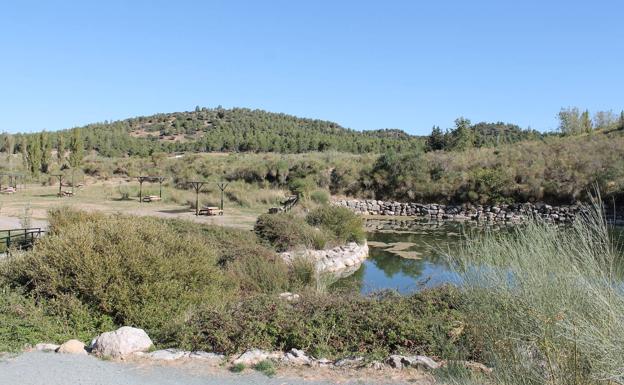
[0, 187, 16, 194]
[57, 190, 74, 197]
[198, 206, 223, 216]
[142, 195, 162, 202]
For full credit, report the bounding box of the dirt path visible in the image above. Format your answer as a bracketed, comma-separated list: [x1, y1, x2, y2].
[0, 352, 428, 385]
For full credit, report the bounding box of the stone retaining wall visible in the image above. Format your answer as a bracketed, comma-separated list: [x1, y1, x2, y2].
[333, 199, 598, 223]
[280, 242, 369, 276]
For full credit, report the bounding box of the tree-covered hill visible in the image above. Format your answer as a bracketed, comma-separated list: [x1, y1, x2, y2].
[50, 107, 424, 157]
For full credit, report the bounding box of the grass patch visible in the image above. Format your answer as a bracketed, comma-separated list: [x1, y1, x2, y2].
[229, 363, 245, 373]
[253, 359, 276, 377]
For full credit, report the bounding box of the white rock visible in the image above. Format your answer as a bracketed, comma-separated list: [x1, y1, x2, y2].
[278, 292, 300, 302]
[232, 349, 282, 366]
[189, 351, 225, 361]
[283, 348, 311, 365]
[90, 326, 153, 358]
[148, 349, 189, 361]
[386, 355, 404, 369]
[402, 355, 440, 370]
[334, 356, 364, 368]
[34, 343, 60, 352]
[56, 339, 87, 355]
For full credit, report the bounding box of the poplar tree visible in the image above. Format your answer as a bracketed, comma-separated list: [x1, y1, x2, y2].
[69, 129, 84, 169]
[57, 134, 66, 164]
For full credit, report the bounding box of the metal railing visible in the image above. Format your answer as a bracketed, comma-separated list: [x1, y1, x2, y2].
[0, 227, 46, 253]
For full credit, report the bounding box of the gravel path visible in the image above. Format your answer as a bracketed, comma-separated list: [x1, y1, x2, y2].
[0, 352, 402, 385]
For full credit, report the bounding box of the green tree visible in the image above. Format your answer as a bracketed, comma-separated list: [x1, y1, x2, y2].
[558, 107, 582, 135]
[425, 126, 446, 151]
[69, 129, 84, 169]
[3, 134, 15, 170]
[581, 109, 592, 133]
[57, 134, 66, 164]
[450, 117, 474, 151]
[619, 111, 624, 130]
[20, 137, 29, 171]
[26, 135, 42, 176]
[39, 132, 52, 173]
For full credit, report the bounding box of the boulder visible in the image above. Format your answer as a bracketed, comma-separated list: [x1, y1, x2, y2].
[232, 349, 282, 366]
[90, 326, 153, 358]
[56, 339, 87, 355]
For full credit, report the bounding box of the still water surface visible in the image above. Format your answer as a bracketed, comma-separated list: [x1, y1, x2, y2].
[335, 219, 623, 294]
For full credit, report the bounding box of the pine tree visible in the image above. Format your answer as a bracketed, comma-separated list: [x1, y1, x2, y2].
[426, 126, 446, 151]
[451, 117, 474, 151]
[619, 111, 624, 130]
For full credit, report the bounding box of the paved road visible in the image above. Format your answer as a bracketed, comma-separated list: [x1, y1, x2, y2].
[0, 352, 404, 385]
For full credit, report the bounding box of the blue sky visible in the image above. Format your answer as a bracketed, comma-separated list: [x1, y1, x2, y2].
[1, 0, 622, 134]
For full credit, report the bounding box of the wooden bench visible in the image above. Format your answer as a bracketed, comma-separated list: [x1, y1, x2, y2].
[142, 195, 162, 202]
[198, 206, 223, 216]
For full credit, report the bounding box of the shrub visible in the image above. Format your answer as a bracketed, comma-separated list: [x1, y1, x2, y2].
[255, 212, 328, 251]
[180, 287, 467, 359]
[0, 286, 114, 352]
[310, 190, 330, 205]
[3, 209, 234, 343]
[305, 205, 365, 245]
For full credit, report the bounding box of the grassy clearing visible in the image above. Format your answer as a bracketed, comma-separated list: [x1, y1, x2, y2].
[452, 202, 624, 384]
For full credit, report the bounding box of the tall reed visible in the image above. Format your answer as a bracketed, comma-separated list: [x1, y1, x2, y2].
[452, 202, 624, 384]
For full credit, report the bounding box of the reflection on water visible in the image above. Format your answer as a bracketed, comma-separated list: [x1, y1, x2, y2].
[333, 220, 469, 294]
[334, 219, 624, 294]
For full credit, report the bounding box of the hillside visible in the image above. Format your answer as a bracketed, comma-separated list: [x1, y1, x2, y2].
[64, 107, 423, 156]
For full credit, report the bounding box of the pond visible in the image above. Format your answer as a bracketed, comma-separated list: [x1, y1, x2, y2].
[333, 219, 624, 294]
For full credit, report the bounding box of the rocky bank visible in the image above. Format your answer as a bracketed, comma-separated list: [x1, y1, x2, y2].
[279, 241, 369, 277]
[333, 199, 604, 223]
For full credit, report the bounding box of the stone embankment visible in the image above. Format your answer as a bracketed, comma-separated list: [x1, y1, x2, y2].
[334, 199, 594, 223]
[279, 241, 368, 276]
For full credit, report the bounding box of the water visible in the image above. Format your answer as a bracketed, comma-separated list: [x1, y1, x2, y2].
[335, 219, 624, 294]
[334, 219, 474, 294]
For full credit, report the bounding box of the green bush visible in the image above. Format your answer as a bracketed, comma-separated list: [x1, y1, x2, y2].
[309, 190, 330, 204]
[305, 205, 365, 245]
[180, 287, 468, 359]
[3, 209, 234, 343]
[254, 212, 328, 252]
[0, 286, 114, 352]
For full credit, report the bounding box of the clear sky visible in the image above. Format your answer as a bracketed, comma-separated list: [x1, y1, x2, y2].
[1, 0, 622, 134]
